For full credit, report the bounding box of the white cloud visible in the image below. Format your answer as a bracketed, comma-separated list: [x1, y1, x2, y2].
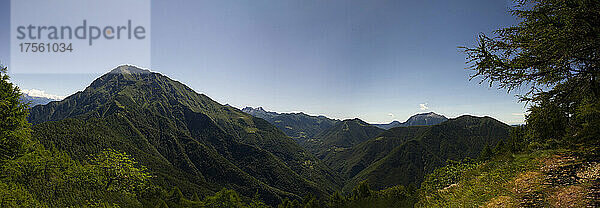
[21, 89, 66, 100]
[419, 103, 429, 111]
[511, 113, 526, 116]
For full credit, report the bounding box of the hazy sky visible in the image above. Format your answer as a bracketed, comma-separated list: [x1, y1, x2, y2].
[0, 0, 528, 124]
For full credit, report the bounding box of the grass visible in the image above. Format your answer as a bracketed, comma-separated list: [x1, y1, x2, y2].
[417, 151, 552, 207]
[417, 148, 600, 207]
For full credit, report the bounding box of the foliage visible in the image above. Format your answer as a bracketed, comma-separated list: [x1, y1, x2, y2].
[202, 188, 245, 207]
[153, 187, 272, 208]
[275, 181, 417, 208]
[463, 0, 600, 146]
[463, 0, 599, 98]
[350, 181, 372, 200]
[8, 145, 154, 206]
[0, 180, 41, 207]
[301, 193, 320, 208]
[331, 181, 417, 208]
[1, 144, 153, 207]
[88, 149, 152, 195]
[479, 145, 494, 161]
[573, 97, 600, 145]
[277, 198, 301, 208]
[419, 158, 479, 194]
[0, 66, 31, 162]
[525, 90, 571, 146]
[326, 192, 345, 208]
[507, 125, 528, 152]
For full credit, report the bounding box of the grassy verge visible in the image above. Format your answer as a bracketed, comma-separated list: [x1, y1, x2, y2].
[417, 147, 600, 207]
[417, 150, 556, 207]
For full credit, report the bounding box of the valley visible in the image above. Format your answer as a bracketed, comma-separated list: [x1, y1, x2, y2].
[14, 65, 513, 207]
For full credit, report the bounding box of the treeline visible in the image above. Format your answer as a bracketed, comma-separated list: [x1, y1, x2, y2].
[159, 182, 417, 208]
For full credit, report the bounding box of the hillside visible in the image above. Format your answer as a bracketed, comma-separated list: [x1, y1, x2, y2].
[303, 118, 384, 159]
[330, 115, 510, 192]
[28, 65, 343, 205]
[324, 126, 431, 179]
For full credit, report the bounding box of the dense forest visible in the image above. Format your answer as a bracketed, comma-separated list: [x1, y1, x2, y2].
[1, 0, 599, 207]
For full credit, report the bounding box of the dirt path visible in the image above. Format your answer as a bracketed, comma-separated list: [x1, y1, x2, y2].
[514, 153, 599, 207]
[484, 152, 599, 208]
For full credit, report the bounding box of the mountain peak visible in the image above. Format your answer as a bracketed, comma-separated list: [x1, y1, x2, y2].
[403, 112, 448, 126]
[109, 65, 151, 75]
[242, 106, 268, 113]
[241, 107, 280, 120]
[414, 112, 442, 117]
[408, 112, 446, 119]
[342, 118, 367, 124]
[372, 112, 448, 129]
[21, 89, 65, 100]
[85, 65, 160, 91]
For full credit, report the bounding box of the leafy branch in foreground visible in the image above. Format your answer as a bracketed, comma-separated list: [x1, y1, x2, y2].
[463, 0, 600, 146]
[462, 0, 599, 99]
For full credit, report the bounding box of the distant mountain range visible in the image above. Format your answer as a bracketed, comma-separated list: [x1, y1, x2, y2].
[20, 90, 62, 107]
[21, 94, 56, 107]
[242, 107, 448, 134]
[372, 112, 448, 130]
[242, 107, 449, 157]
[241, 107, 339, 140]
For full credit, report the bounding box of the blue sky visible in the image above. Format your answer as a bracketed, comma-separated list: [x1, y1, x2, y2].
[0, 0, 528, 124]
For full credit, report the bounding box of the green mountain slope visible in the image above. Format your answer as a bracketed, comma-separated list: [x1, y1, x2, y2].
[302, 118, 384, 159]
[324, 126, 431, 179]
[28, 65, 342, 205]
[338, 115, 510, 192]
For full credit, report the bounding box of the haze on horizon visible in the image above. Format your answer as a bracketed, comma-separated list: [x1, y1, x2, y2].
[0, 0, 527, 125]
